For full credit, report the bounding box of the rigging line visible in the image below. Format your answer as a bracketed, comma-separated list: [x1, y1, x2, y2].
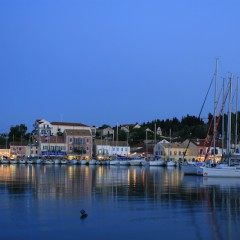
[182, 75, 215, 160]
[203, 85, 224, 154]
[204, 81, 230, 160]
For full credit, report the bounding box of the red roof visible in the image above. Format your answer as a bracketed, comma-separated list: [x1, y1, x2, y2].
[51, 121, 89, 127]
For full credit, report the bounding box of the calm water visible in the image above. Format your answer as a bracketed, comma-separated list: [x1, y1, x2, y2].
[0, 164, 240, 240]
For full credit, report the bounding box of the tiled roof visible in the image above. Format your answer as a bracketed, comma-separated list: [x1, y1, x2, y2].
[94, 139, 128, 147]
[191, 139, 222, 148]
[40, 135, 65, 143]
[161, 142, 186, 149]
[51, 121, 89, 127]
[65, 129, 92, 136]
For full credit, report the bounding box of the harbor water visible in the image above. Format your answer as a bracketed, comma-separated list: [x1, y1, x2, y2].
[0, 164, 240, 240]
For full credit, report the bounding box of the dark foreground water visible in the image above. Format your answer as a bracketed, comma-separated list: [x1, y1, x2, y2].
[0, 164, 240, 240]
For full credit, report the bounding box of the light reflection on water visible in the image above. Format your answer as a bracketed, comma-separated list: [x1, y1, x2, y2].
[0, 164, 240, 240]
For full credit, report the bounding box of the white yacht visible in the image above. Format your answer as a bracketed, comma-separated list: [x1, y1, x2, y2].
[129, 157, 147, 166]
[10, 159, 17, 164]
[149, 159, 165, 166]
[2, 159, 10, 164]
[166, 159, 176, 167]
[53, 158, 60, 164]
[109, 160, 120, 165]
[60, 159, 67, 164]
[89, 158, 97, 165]
[19, 158, 26, 164]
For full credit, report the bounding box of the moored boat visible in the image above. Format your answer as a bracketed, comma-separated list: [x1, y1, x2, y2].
[166, 159, 176, 167]
[202, 165, 240, 178]
[149, 159, 165, 166]
[89, 158, 97, 165]
[119, 160, 130, 166]
[109, 160, 120, 165]
[10, 159, 18, 164]
[60, 158, 67, 164]
[19, 158, 27, 164]
[68, 159, 78, 165]
[181, 162, 205, 175]
[2, 159, 10, 164]
[45, 159, 54, 164]
[53, 158, 60, 164]
[27, 158, 34, 164]
[80, 159, 88, 165]
[129, 157, 147, 166]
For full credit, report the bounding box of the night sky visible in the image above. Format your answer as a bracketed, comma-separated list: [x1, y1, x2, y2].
[1, 0, 240, 133]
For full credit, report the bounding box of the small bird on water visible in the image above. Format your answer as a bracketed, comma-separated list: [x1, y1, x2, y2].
[80, 209, 88, 218]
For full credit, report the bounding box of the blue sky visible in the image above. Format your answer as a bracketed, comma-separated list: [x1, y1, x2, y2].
[1, 0, 240, 133]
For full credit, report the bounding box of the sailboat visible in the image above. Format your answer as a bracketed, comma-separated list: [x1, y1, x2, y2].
[182, 59, 219, 175]
[202, 75, 240, 177]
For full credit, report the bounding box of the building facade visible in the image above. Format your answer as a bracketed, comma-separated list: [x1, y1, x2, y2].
[94, 140, 130, 159]
[33, 119, 93, 158]
[154, 140, 188, 162]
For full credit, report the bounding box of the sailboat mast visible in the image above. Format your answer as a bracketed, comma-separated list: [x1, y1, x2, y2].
[222, 78, 225, 155]
[213, 58, 218, 161]
[235, 77, 239, 152]
[227, 75, 233, 158]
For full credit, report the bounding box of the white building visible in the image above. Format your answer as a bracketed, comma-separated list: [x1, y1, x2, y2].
[33, 119, 93, 157]
[94, 140, 130, 158]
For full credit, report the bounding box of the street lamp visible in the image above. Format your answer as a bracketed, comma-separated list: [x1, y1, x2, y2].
[145, 128, 150, 159]
[5, 133, 9, 149]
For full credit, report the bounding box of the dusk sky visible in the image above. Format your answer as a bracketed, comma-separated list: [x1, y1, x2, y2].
[1, 0, 240, 133]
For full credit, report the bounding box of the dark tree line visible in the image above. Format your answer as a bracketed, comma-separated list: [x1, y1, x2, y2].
[0, 124, 30, 147]
[1, 112, 240, 148]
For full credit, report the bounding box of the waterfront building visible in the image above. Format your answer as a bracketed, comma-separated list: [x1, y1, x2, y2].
[40, 135, 66, 157]
[154, 140, 187, 162]
[94, 139, 130, 159]
[0, 148, 10, 159]
[9, 142, 39, 158]
[64, 129, 92, 158]
[182, 139, 223, 162]
[33, 119, 93, 158]
[96, 127, 114, 140]
[120, 123, 141, 132]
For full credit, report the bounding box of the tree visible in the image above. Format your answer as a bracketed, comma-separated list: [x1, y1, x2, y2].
[8, 124, 28, 142]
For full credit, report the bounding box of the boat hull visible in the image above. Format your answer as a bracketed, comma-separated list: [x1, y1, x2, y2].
[202, 167, 240, 177]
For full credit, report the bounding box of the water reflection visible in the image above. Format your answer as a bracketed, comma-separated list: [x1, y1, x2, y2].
[1, 164, 240, 208]
[0, 164, 240, 239]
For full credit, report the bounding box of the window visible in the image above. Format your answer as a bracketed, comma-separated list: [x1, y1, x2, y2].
[70, 138, 72, 143]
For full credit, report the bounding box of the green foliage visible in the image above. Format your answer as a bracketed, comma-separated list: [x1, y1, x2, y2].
[8, 124, 28, 143]
[98, 124, 111, 129]
[118, 129, 127, 141]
